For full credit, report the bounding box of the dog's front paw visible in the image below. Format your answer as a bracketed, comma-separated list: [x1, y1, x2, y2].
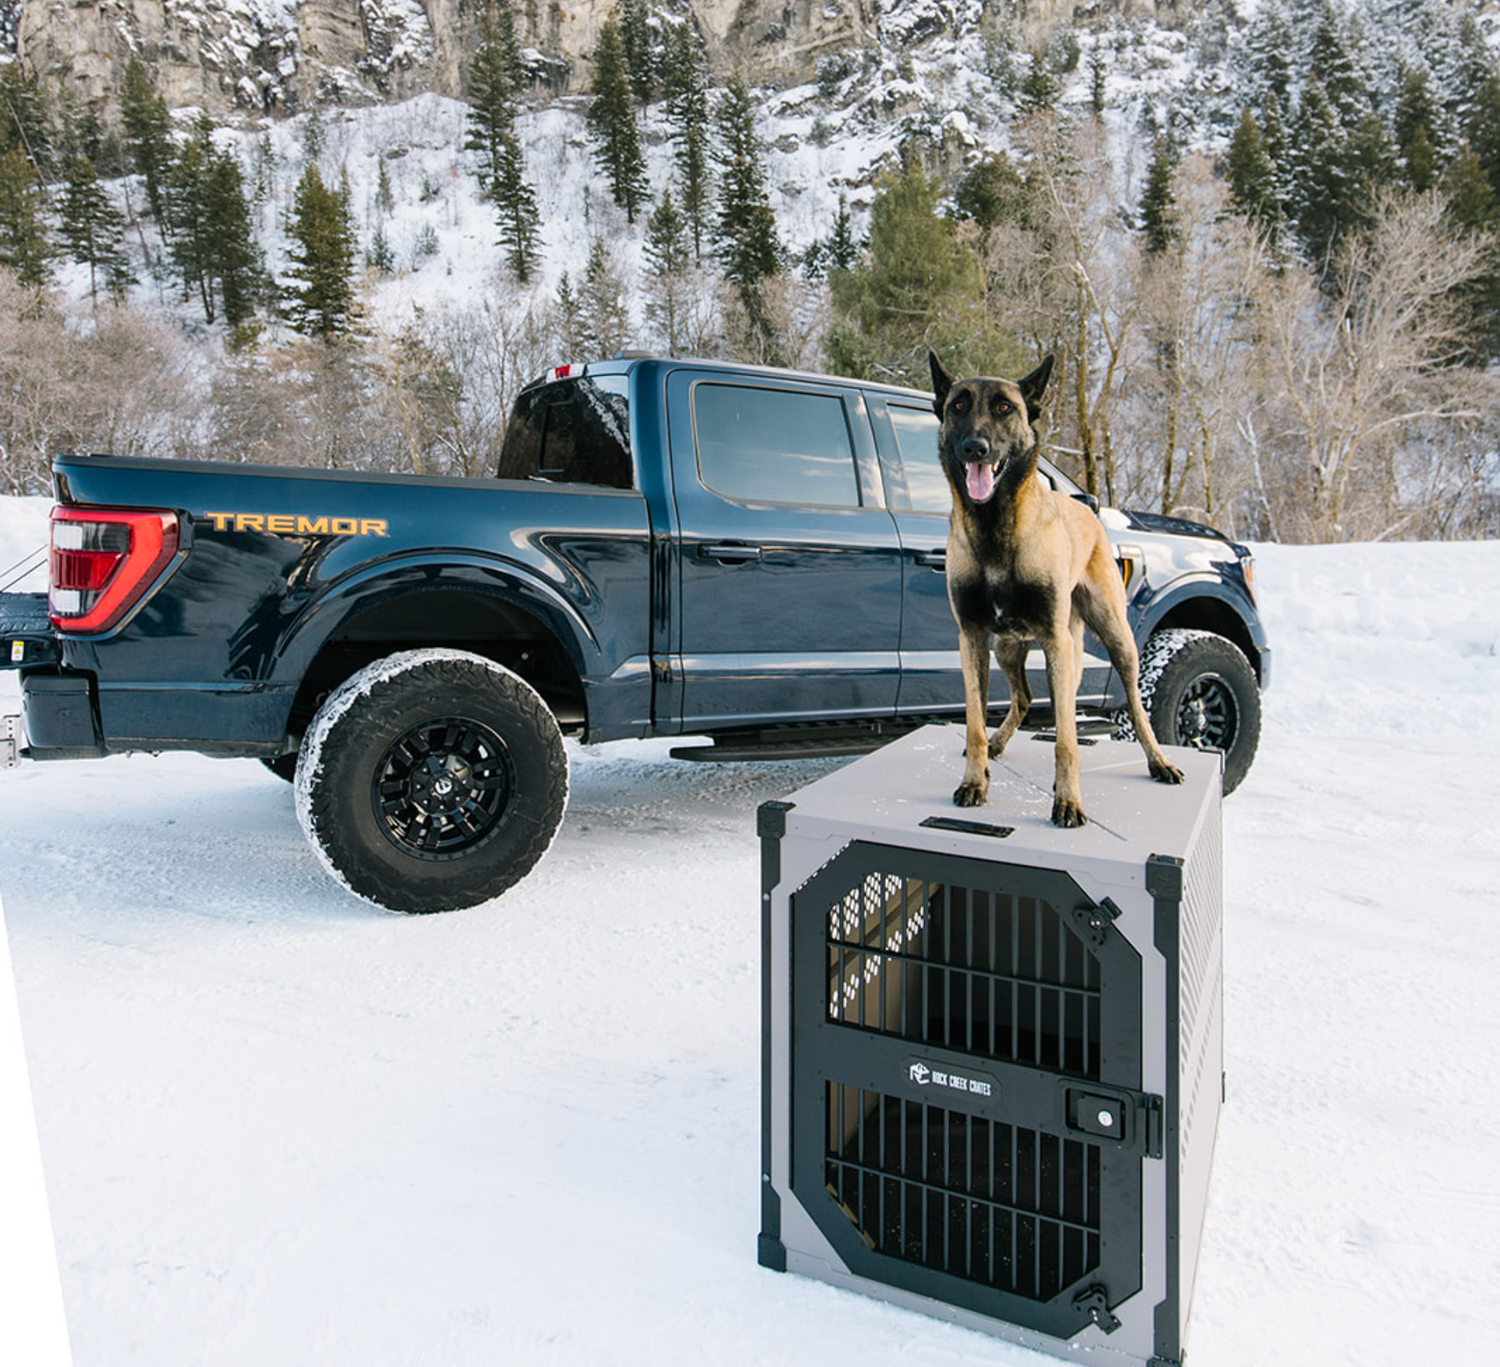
[953, 779, 989, 808]
[1150, 759, 1185, 785]
[1051, 796, 1088, 828]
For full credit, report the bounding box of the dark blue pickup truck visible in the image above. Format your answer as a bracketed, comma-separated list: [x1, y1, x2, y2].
[1, 356, 1269, 911]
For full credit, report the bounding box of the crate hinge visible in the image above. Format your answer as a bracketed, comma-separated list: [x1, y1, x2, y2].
[1073, 1283, 1121, 1334]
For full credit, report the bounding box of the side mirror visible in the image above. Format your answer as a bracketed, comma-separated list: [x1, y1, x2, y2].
[1072, 492, 1100, 515]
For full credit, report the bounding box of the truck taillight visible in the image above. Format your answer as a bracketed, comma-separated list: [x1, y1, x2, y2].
[49, 507, 179, 634]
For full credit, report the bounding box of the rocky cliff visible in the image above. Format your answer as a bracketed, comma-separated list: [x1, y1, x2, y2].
[16, 0, 1081, 122]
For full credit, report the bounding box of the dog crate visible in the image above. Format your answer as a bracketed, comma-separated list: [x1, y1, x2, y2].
[758, 727, 1223, 1367]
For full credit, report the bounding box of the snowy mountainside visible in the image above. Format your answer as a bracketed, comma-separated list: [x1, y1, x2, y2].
[27, 0, 1500, 359]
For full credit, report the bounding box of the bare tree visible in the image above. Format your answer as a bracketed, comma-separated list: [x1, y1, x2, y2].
[1250, 190, 1494, 541]
[1011, 115, 1143, 502]
[0, 273, 202, 495]
[1132, 157, 1266, 533]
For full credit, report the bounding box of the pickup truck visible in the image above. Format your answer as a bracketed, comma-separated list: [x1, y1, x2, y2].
[1, 356, 1269, 912]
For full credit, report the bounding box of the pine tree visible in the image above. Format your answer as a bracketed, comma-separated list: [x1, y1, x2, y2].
[620, 0, 658, 105]
[826, 194, 858, 272]
[713, 74, 780, 303]
[1138, 135, 1179, 254]
[1088, 46, 1107, 117]
[588, 17, 649, 223]
[491, 125, 541, 282]
[1348, 109, 1398, 214]
[953, 152, 1029, 234]
[1401, 121, 1438, 193]
[1394, 65, 1444, 178]
[580, 236, 631, 356]
[0, 145, 51, 287]
[1287, 79, 1358, 270]
[1240, 1, 1293, 110]
[376, 158, 394, 216]
[120, 59, 173, 223]
[283, 163, 359, 340]
[0, 63, 53, 177]
[664, 23, 711, 261]
[59, 154, 132, 303]
[204, 146, 265, 328]
[164, 117, 217, 319]
[1442, 141, 1500, 364]
[1308, 9, 1371, 131]
[465, 6, 524, 198]
[465, 3, 540, 281]
[644, 186, 689, 281]
[367, 220, 395, 274]
[824, 158, 1001, 388]
[1260, 89, 1292, 218]
[1226, 108, 1279, 240]
[554, 270, 586, 356]
[1016, 49, 1060, 116]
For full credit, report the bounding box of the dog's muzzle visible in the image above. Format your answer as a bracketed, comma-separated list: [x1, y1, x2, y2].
[960, 437, 1001, 503]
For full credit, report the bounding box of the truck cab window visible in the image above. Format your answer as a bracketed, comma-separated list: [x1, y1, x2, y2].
[693, 384, 861, 508]
[887, 404, 949, 513]
[498, 375, 633, 489]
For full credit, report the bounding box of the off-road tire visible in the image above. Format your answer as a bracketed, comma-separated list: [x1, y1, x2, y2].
[1120, 629, 1262, 795]
[295, 650, 568, 913]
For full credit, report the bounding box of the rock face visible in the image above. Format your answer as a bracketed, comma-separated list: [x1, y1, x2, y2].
[15, 0, 1082, 121]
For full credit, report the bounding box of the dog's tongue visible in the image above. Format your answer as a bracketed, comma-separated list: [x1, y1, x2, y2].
[966, 462, 998, 503]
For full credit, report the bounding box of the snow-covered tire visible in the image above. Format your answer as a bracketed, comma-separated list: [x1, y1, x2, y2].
[295, 649, 568, 913]
[1119, 629, 1262, 795]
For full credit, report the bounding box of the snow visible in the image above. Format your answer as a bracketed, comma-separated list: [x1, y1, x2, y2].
[3, 493, 1500, 1365]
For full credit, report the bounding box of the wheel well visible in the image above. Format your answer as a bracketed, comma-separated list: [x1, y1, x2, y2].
[283, 590, 586, 749]
[1150, 597, 1262, 683]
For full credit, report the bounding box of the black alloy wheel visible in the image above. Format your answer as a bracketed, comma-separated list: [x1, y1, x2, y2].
[373, 717, 515, 857]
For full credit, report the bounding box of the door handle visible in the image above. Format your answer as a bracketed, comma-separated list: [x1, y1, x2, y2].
[915, 550, 947, 570]
[698, 542, 763, 564]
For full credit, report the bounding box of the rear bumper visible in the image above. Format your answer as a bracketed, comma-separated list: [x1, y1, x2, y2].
[19, 674, 106, 758]
[16, 669, 293, 760]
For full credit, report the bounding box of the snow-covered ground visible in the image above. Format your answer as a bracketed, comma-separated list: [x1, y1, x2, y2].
[2, 495, 1498, 1366]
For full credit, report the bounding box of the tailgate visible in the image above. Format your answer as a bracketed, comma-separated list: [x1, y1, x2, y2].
[0, 592, 59, 668]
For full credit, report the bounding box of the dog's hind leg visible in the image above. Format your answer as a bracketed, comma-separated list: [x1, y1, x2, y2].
[988, 635, 1030, 758]
[954, 622, 993, 807]
[1085, 597, 1184, 787]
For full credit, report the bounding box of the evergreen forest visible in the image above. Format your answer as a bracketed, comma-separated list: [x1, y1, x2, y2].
[0, 0, 1496, 544]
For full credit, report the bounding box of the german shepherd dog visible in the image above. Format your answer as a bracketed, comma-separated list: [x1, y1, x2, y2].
[930, 351, 1183, 825]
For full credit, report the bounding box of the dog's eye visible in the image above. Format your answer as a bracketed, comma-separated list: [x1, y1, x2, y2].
[994, 399, 1013, 416]
[951, 395, 969, 415]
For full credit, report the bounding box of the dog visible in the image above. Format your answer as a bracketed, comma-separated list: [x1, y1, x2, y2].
[930, 351, 1183, 825]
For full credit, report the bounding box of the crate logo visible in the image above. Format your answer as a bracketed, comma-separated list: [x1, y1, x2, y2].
[906, 1058, 997, 1100]
[204, 511, 389, 537]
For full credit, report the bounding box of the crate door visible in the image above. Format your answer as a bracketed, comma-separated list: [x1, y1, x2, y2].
[791, 842, 1146, 1341]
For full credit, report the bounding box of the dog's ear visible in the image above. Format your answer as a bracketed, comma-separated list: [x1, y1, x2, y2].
[929, 350, 954, 418]
[1019, 354, 1054, 422]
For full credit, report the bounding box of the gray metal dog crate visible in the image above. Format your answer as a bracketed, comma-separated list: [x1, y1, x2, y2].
[757, 727, 1223, 1367]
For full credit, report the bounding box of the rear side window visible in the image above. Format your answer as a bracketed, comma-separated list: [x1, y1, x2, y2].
[887, 404, 950, 514]
[498, 375, 633, 488]
[692, 383, 862, 507]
